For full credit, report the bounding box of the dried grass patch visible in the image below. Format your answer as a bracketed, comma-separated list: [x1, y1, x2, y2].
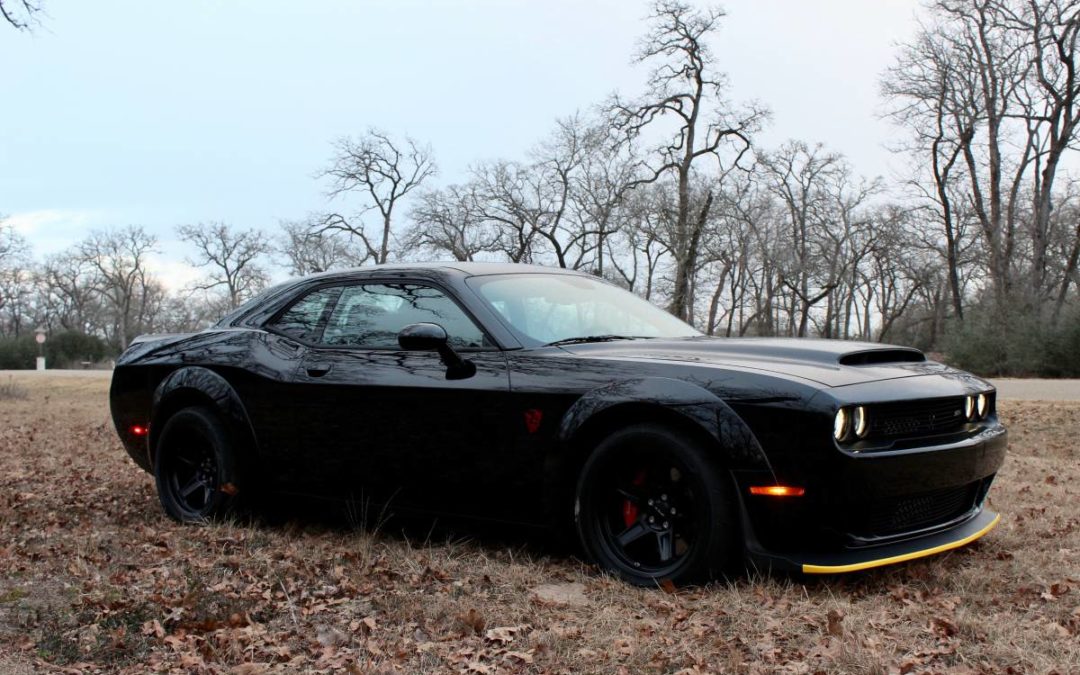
[0, 374, 1077, 673]
[0, 377, 28, 401]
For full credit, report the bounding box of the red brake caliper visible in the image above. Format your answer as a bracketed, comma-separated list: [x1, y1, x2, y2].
[622, 470, 647, 527]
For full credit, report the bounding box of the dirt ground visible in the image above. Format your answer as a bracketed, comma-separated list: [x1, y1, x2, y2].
[0, 373, 1078, 674]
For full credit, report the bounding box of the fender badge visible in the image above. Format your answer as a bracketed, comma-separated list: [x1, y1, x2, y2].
[524, 409, 543, 434]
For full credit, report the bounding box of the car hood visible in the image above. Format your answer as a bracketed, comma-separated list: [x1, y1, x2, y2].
[556, 337, 946, 387]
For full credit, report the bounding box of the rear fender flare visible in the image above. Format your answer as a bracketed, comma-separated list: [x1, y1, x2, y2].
[150, 366, 257, 464]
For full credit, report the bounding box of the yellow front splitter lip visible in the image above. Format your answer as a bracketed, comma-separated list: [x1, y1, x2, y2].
[801, 511, 1001, 574]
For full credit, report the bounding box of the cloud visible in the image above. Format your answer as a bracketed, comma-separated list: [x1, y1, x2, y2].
[146, 252, 202, 294]
[2, 209, 110, 255]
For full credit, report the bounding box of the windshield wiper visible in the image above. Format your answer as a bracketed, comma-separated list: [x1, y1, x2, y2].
[544, 335, 651, 347]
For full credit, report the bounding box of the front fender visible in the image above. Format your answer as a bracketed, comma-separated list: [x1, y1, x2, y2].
[557, 376, 775, 475]
[150, 366, 258, 463]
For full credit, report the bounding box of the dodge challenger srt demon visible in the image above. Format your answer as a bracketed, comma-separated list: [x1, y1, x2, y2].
[110, 263, 1007, 586]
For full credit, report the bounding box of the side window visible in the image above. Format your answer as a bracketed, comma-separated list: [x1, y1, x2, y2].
[321, 283, 488, 350]
[268, 287, 340, 341]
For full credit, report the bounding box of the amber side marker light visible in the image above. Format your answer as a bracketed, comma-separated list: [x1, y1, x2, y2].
[749, 485, 806, 497]
[130, 425, 148, 437]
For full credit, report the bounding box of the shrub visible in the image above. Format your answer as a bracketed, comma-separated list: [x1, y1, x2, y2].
[0, 336, 38, 369]
[44, 331, 111, 368]
[944, 306, 1080, 377]
[0, 331, 114, 369]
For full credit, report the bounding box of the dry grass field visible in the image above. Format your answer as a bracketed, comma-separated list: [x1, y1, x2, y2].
[1, 373, 1078, 674]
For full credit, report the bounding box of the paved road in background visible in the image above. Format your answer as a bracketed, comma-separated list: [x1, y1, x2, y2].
[989, 378, 1080, 401]
[0, 369, 111, 378]
[3, 370, 1078, 401]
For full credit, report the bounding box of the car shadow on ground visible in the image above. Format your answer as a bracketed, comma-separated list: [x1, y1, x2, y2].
[239, 492, 965, 593]
[253, 492, 575, 563]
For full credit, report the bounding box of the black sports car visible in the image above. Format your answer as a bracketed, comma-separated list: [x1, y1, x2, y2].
[110, 263, 1007, 585]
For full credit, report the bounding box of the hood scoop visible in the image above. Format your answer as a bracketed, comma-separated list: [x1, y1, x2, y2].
[838, 348, 925, 366]
[567, 337, 937, 387]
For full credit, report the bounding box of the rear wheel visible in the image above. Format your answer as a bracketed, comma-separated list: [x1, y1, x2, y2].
[153, 406, 243, 522]
[574, 423, 737, 586]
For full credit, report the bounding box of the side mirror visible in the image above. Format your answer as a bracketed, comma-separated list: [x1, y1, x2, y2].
[398, 322, 448, 351]
[397, 323, 476, 380]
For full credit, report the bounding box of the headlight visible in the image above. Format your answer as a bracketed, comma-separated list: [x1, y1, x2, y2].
[964, 395, 976, 421]
[976, 393, 988, 418]
[833, 408, 850, 442]
[853, 405, 869, 438]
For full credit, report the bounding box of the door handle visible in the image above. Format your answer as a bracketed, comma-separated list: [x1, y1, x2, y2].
[305, 363, 332, 378]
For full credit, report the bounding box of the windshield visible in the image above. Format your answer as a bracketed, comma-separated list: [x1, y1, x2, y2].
[467, 273, 701, 347]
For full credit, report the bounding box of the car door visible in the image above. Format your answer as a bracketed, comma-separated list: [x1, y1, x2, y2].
[291, 280, 513, 517]
[254, 284, 343, 489]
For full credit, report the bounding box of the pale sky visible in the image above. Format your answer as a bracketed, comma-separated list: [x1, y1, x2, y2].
[0, 0, 921, 287]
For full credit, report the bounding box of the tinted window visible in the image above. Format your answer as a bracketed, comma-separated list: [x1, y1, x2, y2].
[268, 287, 339, 341]
[321, 283, 487, 349]
[214, 280, 292, 327]
[467, 273, 699, 347]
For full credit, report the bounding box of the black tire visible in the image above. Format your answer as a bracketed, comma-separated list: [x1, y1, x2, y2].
[574, 423, 737, 586]
[153, 406, 244, 523]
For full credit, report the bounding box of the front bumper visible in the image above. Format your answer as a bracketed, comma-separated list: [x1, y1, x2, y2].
[736, 421, 1007, 574]
[749, 506, 1000, 573]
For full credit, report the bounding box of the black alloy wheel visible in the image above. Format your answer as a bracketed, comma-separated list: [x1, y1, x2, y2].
[575, 423, 737, 586]
[154, 406, 242, 522]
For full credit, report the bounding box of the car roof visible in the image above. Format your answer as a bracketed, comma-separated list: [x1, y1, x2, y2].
[297, 261, 589, 282]
[218, 261, 591, 337]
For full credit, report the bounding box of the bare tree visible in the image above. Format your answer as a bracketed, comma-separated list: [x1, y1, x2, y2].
[468, 160, 543, 264]
[867, 216, 929, 342]
[884, 0, 1080, 317]
[0, 219, 26, 266]
[610, 0, 767, 320]
[1048, 187, 1080, 318]
[883, 25, 980, 321]
[0, 221, 32, 335]
[406, 185, 497, 262]
[757, 142, 877, 337]
[1004, 0, 1080, 304]
[524, 117, 595, 269]
[77, 226, 159, 347]
[178, 222, 270, 310]
[38, 251, 97, 334]
[1, 0, 41, 30]
[276, 219, 365, 276]
[704, 174, 776, 337]
[605, 185, 672, 299]
[153, 293, 219, 334]
[315, 129, 436, 264]
[571, 121, 641, 275]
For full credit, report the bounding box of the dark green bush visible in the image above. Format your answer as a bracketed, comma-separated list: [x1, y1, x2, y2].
[0, 335, 38, 369]
[45, 331, 111, 368]
[944, 306, 1080, 377]
[0, 331, 113, 369]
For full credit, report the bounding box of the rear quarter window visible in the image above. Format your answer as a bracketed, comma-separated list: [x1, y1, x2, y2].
[267, 287, 341, 341]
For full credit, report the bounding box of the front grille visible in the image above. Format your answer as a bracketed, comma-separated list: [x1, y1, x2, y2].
[849, 482, 980, 538]
[869, 397, 967, 440]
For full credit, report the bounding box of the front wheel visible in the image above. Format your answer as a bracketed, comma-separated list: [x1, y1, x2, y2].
[574, 423, 738, 586]
[153, 406, 243, 522]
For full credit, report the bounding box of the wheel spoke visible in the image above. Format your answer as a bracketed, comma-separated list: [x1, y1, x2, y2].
[180, 475, 206, 499]
[616, 488, 642, 503]
[656, 530, 674, 562]
[616, 522, 650, 547]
